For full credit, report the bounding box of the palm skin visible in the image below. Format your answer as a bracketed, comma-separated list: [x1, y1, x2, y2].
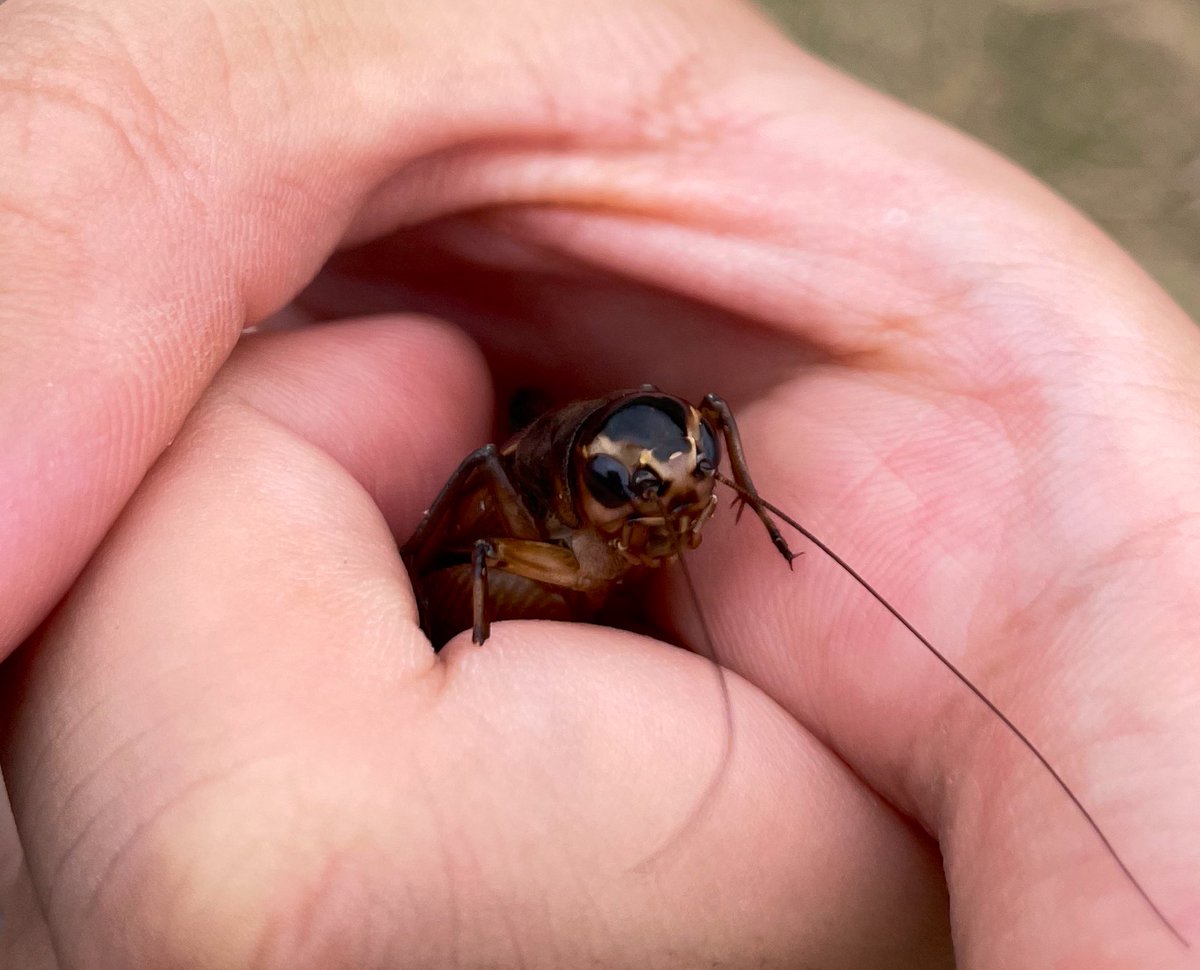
[1, 0, 1197, 967]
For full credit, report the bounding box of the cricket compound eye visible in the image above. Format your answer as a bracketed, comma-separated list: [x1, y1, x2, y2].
[696, 418, 721, 477]
[584, 453, 632, 509]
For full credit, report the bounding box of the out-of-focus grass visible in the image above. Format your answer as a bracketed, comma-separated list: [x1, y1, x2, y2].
[756, 0, 1200, 322]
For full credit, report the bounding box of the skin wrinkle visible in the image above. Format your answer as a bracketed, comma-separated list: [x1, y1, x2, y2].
[766, 375, 976, 516]
[228, 7, 315, 129]
[412, 766, 464, 970]
[120, 753, 364, 965]
[617, 44, 718, 150]
[949, 545, 1198, 944]
[923, 334, 1061, 436]
[510, 23, 574, 139]
[0, 82, 131, 236]
[259, 166, 346, 236]
[41, 549, 374, 950]
[194, 0, 236, 118]
[496, 902, 534, 970]
[0, 194, 77, 251]
[427, 792, 500, 968]
[485, 819, 554, 965]
[1010, 357, 1198, 553]
[350, 98, 960, 330]
[44, 709, 281, 929]
[1060, 512, 1200, 620]
[40, 710, 180, 917]
[0, 17, 253, 643]
[101, 24, 194, 179]
[495, 207, 956, 354]
[71, 757, 263, 929]
[0, 4, 111, 92]
[955, 752, 1154, 964]
[96, 780, 265, 967]
[428, 681, 629, 954]
[247, 849, 377, 970]
[16, 76, 158, 190]
[9, 7, 361, 360]
[952, 258, 1198, 370]
[11, 527, 240, 805]
[31, 640, 279, 915]
[572, 822, 630, 963]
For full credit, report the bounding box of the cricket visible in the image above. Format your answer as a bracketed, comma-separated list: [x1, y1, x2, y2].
[401, 385, 1186, 946]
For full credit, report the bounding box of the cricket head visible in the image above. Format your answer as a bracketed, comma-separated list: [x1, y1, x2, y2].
[573, 393, 721, 566]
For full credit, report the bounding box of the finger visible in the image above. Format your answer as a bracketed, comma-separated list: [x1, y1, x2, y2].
[2, 318, 952, 968]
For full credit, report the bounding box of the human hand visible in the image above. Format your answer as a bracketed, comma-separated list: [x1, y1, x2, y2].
[2, 0, 1197, 967]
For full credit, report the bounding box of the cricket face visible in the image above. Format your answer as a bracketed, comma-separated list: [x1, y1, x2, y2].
[576, 396, 720, 565]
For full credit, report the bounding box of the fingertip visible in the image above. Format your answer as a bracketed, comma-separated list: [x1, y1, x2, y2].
[219, 314, 493, 536]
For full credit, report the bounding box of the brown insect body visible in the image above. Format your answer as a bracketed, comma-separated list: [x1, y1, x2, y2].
[401, 388, 763, 648]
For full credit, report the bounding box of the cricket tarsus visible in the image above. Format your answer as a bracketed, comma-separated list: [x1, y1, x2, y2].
[715, 471, 1188, 947]
[471, 539, 494, 645]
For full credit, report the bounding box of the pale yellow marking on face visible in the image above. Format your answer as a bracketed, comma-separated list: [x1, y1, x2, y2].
[584, 433, 617, 457]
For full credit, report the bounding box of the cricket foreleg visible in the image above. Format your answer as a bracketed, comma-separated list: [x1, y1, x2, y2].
[470, 538, 607, 643]
[700, 393, 800, 566]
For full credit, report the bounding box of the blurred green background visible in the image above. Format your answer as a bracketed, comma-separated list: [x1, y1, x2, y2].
[754, 0, 1200, 322]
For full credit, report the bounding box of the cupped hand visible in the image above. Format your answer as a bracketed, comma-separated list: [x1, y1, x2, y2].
[2, 0, 1198, 968]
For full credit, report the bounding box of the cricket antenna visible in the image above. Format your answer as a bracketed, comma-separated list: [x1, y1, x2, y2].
[631, 499, 736, 873]
[715, 471, 1188, 947]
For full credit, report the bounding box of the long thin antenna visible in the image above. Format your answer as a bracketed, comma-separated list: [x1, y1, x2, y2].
[631, 503, 736, 873]
[716, 472, 1187, 947]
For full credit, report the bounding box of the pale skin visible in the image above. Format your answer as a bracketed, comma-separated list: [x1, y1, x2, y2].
[1, 0, 1198, 967]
